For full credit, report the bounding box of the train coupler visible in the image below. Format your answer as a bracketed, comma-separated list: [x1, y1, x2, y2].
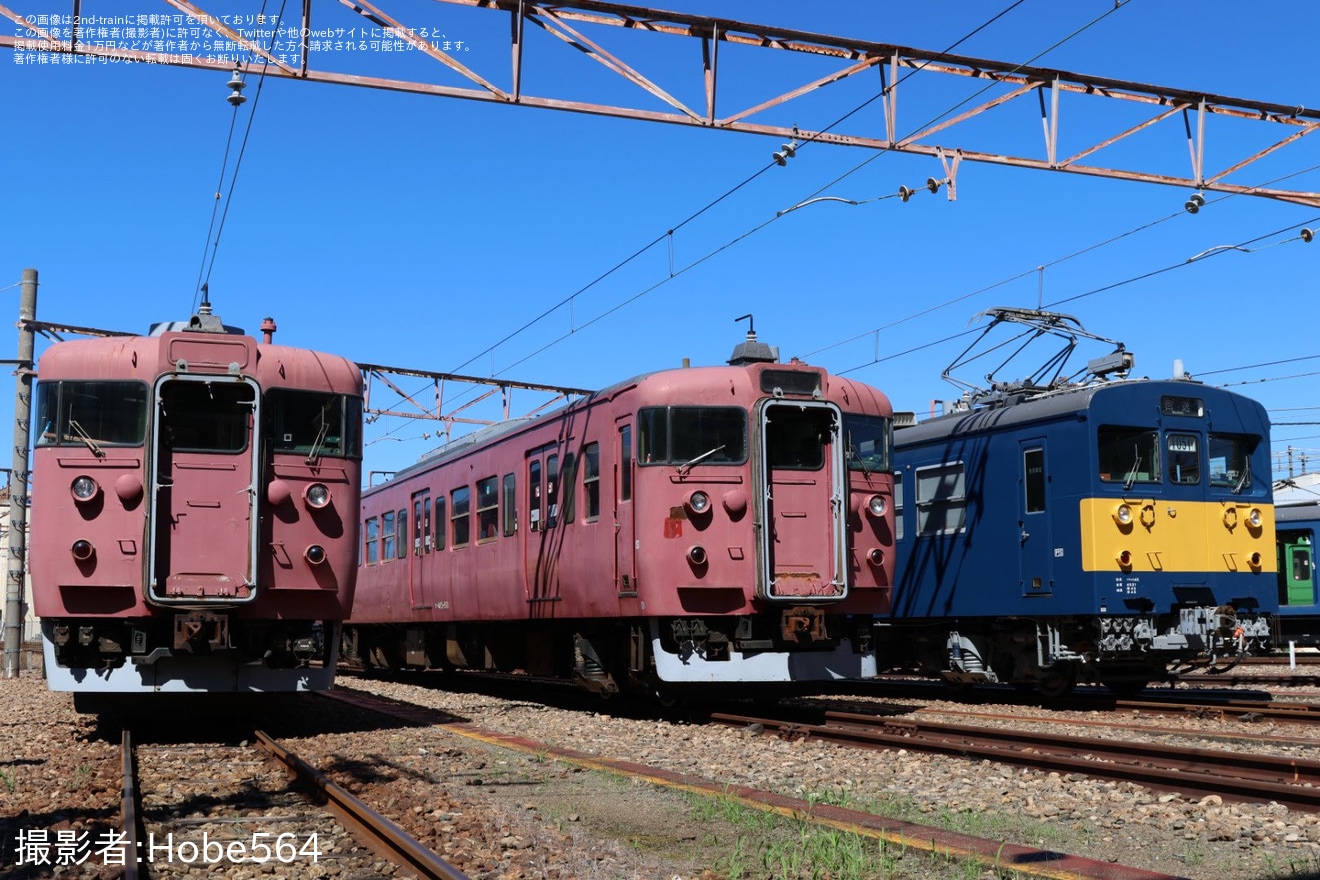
[780, 606, 828, 643]
[173, 610, 229, 653]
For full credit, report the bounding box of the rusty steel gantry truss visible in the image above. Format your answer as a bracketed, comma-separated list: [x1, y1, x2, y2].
[3, 0, 1320, 207]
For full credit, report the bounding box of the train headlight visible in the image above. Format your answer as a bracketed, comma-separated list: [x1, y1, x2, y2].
[304, 483, 331, 510]
[71, 476, 100, 503]
[304, 544, 327, 566]
[1112, 504, 1132, 525]
[864, 495, 887, 518]
[71, 539, 94, 561]
[685, 490, 711, 516]
[1247, 508, 1262, 529]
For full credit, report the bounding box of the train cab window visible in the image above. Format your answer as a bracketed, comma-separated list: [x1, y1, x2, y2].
[528, 460, 543, 531]
[159, 380, 254, 453]
[502, 473, 517, 537]
[1165, 434, 1200, 485]
[843, 414, 891, 474]
[766, 408, 829, 470]
[477, 476, 499, 542]
[1208, 434, 1254, 493]
[619, 426, 632, 502]
[893, 473, 904, 541]
[638, 406, 747, 466]
[397, 509, 408, 560]
[583, 443, 601, 521]
[364, 516, 379, 565]
[433, 497, 446, 551]
[1097, 427, 1160, 486]
[381, 511, 396, 559]
[452, 486, 471, 548]
[36, 380, 148, 448]
[915, 462, 966, 536]
[268, 390, 363, 459]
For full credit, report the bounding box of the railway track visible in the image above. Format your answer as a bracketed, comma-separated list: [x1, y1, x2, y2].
[707, 708, 1320, 812]
[119, 726, 466, 879]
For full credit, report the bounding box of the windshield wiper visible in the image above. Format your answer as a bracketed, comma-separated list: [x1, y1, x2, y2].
[1232, 464, 1251, 495]
[678, 444, 726, 475]
[846, 433, 871, 476]
[305, 405, 332, 465]
[68, 420, 105, 458]
[1122, 451, 1142, 492]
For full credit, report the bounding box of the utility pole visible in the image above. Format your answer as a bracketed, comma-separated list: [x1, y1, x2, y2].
[4, 268, 35, 678]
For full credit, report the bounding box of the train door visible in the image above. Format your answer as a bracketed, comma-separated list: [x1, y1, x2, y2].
[1019, 440, 1053, 596]
[614, 419, 637, 596]
[408, 489, 430, 609]
[524, 445, 562, 608]
[1278, 529, 1315, 607]
[147, 374, 260, 604]
[757, 400, 848, 601]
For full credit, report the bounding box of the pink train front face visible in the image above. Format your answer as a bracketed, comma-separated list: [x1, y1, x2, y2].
[30, 319, 362, 697]
[351, 350, 895, 692]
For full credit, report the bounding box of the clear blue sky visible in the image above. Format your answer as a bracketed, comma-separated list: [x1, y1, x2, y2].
[5, 1, 1319, 480]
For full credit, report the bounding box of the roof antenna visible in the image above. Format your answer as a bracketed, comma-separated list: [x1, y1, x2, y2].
[199, 282, 212, 315]
[728, 313, 778, 365]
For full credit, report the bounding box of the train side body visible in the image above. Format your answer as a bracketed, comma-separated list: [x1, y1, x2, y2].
[30, 319, 363, 700]
[888, 378, 1276, 692]
[347, 357, 895, 694]
[1275, 504, 1320, 646]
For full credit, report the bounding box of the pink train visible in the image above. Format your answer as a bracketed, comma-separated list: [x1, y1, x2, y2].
[344, 333, 896, 698]
[31, 304, 362, 709]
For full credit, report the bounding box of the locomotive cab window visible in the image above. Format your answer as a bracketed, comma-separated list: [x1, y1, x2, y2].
[1165, 433, 1200, 485]
[638, 406, 747, 466]
[843, 413, 891, 473]
[36, 380, 148, 448]
[1208, 434, 1254, 493]
[1097, 427, 1160, 486]
[915, 462, 966, 536]
[766, 407, 831, 470]
[268, 390, 363, 459]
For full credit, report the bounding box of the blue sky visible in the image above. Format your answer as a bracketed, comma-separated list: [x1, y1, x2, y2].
[5, 1, 1319, 479]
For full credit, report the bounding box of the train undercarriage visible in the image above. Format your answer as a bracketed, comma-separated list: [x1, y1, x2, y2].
[342, 609, 877, 698]
[42, 615, 339, 698]
[879, 606, 1273, 697]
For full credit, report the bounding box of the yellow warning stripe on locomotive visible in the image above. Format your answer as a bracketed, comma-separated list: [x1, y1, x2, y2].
[1078, 498, 1276, 574]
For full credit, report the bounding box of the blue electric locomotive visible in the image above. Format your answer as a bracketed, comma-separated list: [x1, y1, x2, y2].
[882, 309, 1276, 696]
[1275, 503, 1319, 647]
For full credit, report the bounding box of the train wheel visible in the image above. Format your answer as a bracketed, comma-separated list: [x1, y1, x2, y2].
[1037, 666, 1076, 699]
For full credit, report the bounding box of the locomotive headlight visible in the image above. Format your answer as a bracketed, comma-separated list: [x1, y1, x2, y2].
[71, 539, 94, 561]
[1247, 508, 1262, 529]
[304, 544, 327, 566]
[1112, 504, 1132, 525]
[71, 475, 100, 503]
[685, 490, 711, 516]
[865, 494, 887, 518]
[304, 483, 331, 510]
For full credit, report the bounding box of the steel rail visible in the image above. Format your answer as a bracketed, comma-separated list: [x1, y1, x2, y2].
[120, 728, 144, 880]
[253, 730, 468, 880]
[710, 710, 1320, 812]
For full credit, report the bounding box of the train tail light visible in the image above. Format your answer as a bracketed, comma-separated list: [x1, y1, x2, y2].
[305, 545, 327, 566]
[867, 548, 885, 567]
[687, 545, 707, 567]
[71, 539, 94, 561]
[1117, 549, 1132, 567]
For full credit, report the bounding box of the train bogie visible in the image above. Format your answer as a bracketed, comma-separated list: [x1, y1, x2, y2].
[346, 336, 896, 696]
[31, 306, 362, 701]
